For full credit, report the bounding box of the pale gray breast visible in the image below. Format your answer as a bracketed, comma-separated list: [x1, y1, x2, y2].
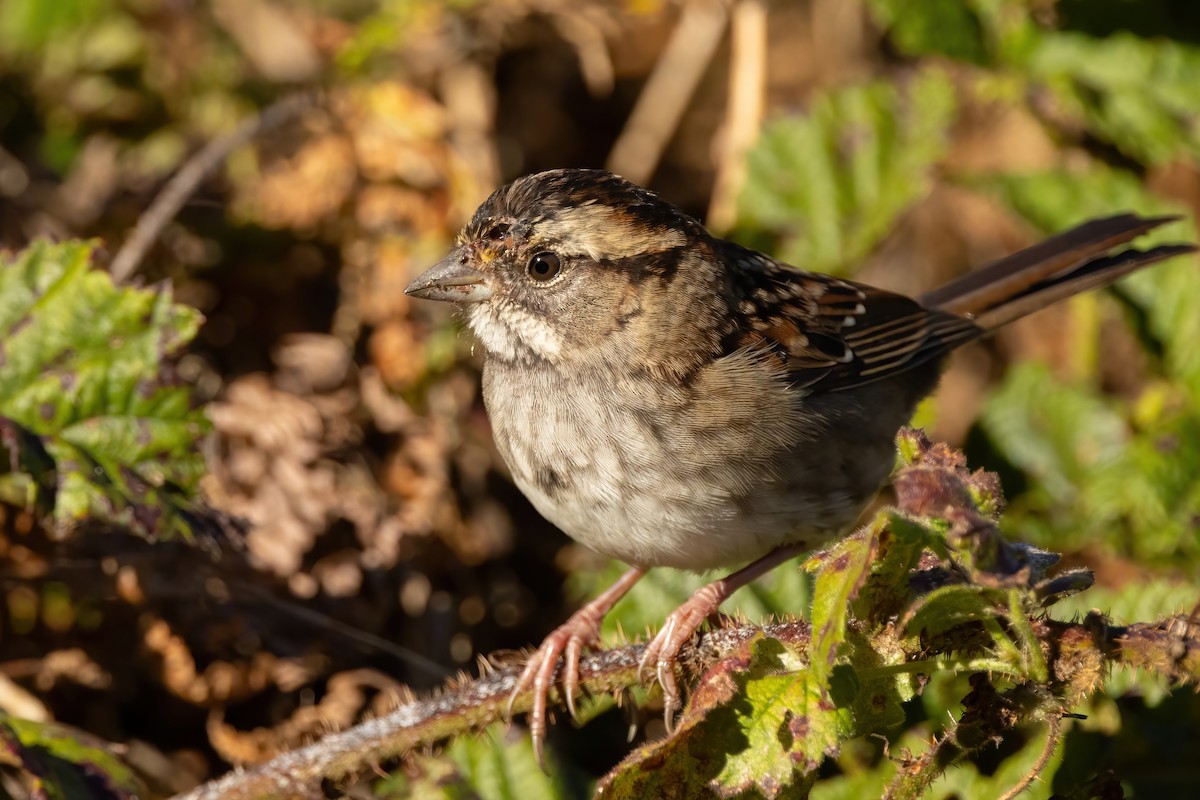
[480, 349, 880, 570]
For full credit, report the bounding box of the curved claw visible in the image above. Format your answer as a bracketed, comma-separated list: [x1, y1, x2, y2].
[634, 545, 808, 732]
[504, 567, 647, 765]
[639, 612, 693, 731]
[563, 635, 584, 720]
[507, 624, 584, 763]
[638, 583, 727, 731]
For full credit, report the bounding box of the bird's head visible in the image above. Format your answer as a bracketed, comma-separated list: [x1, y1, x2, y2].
[405, 169, 720, 369]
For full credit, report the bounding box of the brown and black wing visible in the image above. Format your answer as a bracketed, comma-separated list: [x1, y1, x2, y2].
[724, 246, 980, 394]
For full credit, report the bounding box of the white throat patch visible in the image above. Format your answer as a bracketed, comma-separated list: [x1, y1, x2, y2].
[468, 300, 564, 361]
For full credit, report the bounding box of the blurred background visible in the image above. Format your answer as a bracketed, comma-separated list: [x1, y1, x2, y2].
[1, 0, 1200, 797]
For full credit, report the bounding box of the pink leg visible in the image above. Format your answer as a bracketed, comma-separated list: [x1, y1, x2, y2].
[509, 566, 646, 763]
[638, 543, 808, 728]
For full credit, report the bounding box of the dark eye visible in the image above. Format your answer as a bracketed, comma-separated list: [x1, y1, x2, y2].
[527, 252, 562, 282]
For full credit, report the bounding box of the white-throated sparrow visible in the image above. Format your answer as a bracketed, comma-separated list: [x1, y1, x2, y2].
[406, 168, 1193, 758]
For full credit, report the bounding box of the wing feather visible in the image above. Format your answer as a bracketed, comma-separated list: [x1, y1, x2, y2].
[722, 243, 981, 393]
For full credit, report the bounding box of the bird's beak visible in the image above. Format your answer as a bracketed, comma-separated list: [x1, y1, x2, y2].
[405, 247, 493, 303]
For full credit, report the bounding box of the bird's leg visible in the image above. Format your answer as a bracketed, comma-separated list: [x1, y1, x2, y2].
[509, 566, 646, 763]
[638, 543, 808, 728]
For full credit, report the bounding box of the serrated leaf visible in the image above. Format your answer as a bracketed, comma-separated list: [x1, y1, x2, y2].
[971, 166, 1200, 563]
[980, 361, 1127, 504]
[979, 167, 1200, 389]
[0, 240, 209, 540]
[599, 635, 828, 800]
[807, 531, 876, 681]
[975, 275, 1200, 563]
[854, 512, 940, 622]
[834, 638, 907, 733]
[737, 68, 955, 274]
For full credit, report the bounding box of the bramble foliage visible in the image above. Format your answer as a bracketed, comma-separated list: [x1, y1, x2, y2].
[0, 241, 208, 541]
[737, 1, 1200, 571]
[594, 432, 1081, 799]
[737, 68, 956, 273]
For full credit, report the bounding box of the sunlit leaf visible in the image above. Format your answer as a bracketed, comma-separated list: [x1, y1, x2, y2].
[379, 723, 579, 800]
[1027, 32, 1200, 165]
[600, 635, 828, 799]
[0, 240, 209, 540]
[737, 68, 956, 273]
[866, 0, 990, 63]
[0, 715, 143, 800]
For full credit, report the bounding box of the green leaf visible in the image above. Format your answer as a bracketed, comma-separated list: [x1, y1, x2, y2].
[794, 530, 878, 774]
[1027, 31, 1200, 165]
[981, 361, 1127, 504]
[0, 0, 112, 53]
[571, 558, 811, 644]
[865, 0, 990, 64]
[854, 512, 941, 622]
[0, 714, 143, 800]
[979, 166, 1200, 390]
[926, 720, 1064, 800]
[737, 68, 956, 274]
[380, 723, 579, 800]
[807, 532, 876, 683]
[902, 583, 999, 641]
[600, 635, 829, 800]
[445, 726, 577, 800]
[0, 240, 209, 540]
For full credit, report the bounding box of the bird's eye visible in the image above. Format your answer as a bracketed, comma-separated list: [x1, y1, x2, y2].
[527, 252, 562, 282]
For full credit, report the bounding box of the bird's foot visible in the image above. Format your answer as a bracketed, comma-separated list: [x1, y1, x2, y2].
[507, 566, 645, 764]
[637, 582, 725, 730]
[636, 543, 808, 731]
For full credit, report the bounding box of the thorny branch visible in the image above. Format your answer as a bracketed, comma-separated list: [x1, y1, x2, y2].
[171, 622, 808, 800]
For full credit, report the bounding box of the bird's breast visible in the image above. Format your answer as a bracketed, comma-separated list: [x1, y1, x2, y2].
[480, 354, 866, 570]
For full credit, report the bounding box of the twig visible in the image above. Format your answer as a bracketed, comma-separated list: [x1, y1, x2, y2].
[707, 0, 767, 234]
[108, 91, 319, 284]
[606, 0, 730, 185]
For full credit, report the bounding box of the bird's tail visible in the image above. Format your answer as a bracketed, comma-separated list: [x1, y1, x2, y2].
[920, 214, 1195, 330]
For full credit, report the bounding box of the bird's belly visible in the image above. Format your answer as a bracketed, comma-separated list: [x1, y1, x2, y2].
[484, 369, 872, 570]
[513, 451, 778, 570]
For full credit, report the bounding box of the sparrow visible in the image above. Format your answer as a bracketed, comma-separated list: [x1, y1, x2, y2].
[405, 167, 1193, 759]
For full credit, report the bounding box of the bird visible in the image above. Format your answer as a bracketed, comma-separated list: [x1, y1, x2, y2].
[404, 167, 1194, 759]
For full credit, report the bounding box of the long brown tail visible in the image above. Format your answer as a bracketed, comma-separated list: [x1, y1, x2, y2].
[920, 214, 1196, 330]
